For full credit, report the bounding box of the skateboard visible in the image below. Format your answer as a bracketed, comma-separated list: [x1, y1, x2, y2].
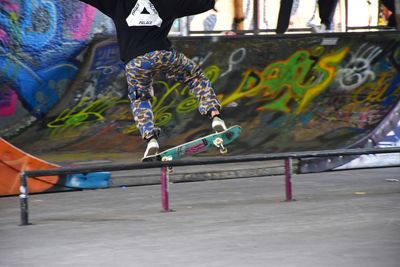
[142, 125, 241, 162]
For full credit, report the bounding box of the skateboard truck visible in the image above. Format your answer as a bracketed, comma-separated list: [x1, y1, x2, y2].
[213, 137, 228, 154]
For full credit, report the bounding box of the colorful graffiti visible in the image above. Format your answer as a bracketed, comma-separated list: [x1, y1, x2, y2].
[1, 2, 400, 164]
[0, 0, 113, 120]
[219, 47, 349, 113]
[0, 85, 17, 116]
[2, 33, 398, 162]
[2, 2, 400, 195]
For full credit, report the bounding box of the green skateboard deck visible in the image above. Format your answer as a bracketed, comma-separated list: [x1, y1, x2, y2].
[142, 125, 241, 162]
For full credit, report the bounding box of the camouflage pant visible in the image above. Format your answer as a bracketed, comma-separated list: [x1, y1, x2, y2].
[125, 49, 221, 140]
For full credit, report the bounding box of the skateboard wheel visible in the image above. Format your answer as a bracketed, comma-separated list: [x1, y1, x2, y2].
[220, 147, 228, 154]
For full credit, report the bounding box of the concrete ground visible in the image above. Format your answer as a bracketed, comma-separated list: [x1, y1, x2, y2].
[0, 166, 399, 267]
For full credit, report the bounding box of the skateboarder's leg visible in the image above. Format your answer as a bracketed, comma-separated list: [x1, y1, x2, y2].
[318, 0, 338, 30]
[125, 52, 160, 156]
[276, 0, 293, 34]
[160, 49, 227, 131]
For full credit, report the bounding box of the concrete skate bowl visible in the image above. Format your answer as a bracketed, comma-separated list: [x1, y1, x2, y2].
[2, 32, 400, 165]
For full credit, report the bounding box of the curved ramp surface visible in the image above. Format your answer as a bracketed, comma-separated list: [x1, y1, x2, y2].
[1, 33, 400, 165]
[0, 138, 60, 195]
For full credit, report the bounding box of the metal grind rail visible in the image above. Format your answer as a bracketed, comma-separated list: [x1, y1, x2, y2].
[19, 147, 400, 225]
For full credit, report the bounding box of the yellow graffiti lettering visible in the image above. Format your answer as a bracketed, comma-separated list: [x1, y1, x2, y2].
[221, 47, 349, 114]
[296, 47, 348, 113]
[353, 72, 394, 105]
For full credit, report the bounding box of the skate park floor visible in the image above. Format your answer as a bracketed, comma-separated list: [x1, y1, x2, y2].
[0, 166, 399, 267]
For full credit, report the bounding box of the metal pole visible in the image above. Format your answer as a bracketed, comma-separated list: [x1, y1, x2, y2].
[396, 0, 400, 29]
[345, 0, 348, 31]
[19, 172, 30, 225]
[180, 17, 189, 36]
[160, 166, 170, 212]
[284, 157, 293, 201]
[253, 0, 259, 33]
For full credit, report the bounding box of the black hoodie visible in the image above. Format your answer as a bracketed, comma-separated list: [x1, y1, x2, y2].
[80, 0, 216, 63]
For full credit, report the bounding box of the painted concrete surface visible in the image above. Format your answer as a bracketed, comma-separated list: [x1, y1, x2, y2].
[2, 0, 400, 196]
[3, 31, 400, 194]
[1, 167, 399, 267]
[5, 33, 400, 161]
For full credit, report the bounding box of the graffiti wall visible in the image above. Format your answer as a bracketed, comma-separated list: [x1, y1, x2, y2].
[2, 30, 400, 163]
[0, 0, 114, 136]
[3, 1, 399, 196]
[1, 1, 400, 164]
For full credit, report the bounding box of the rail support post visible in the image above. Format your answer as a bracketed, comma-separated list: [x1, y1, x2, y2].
[19, 172, 30, 226]
[160, 166, 170, 212]
[284, 157, 294, 201]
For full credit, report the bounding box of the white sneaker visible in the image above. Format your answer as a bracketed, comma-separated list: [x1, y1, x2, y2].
[212, 117, 227, 132]
[143, 138, 159, 158]
[310, 24, 327, 33]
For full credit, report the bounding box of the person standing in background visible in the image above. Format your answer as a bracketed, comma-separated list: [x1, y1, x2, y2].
[312, 0, 339, 32]
[276, 0, 294, 34]
[381, 0, 397, 28]
[276, 0, 338, 33]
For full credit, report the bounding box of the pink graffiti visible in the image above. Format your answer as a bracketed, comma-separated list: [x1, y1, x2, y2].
[0, 28, 9, 46]
[0, 87, 17, 116]
[185, 143, 206, 154]
[0, 0, 19, 12]
[71, 5, 97, 41]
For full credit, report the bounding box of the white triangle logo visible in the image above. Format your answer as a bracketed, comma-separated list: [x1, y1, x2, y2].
[126, 0, 163, 27]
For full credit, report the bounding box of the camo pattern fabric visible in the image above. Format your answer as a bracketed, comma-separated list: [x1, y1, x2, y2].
[125, 48, 221, 140]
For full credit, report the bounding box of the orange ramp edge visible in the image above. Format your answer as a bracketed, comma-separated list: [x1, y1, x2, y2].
[0, 138, 60, 196]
